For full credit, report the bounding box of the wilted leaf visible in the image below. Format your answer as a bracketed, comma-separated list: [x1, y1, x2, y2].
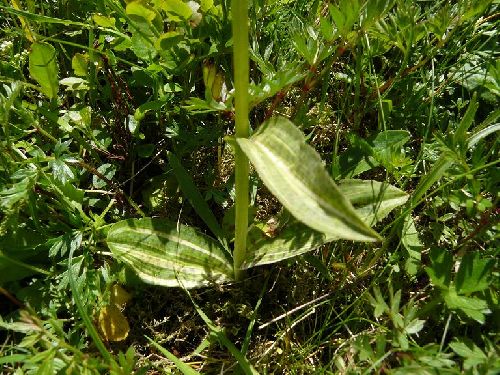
[98, 304, 130, 342]
[110, 284, 131, 308]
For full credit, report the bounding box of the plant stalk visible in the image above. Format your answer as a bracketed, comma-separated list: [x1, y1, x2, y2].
[232, 0, 250, 280]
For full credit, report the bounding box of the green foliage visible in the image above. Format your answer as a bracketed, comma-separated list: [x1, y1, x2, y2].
[0, 0, 498, 373]
[28, 42, 59, 99]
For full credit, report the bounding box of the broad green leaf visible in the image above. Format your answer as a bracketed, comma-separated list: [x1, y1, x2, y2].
[29, 42, 59, 99]
[156, 0, 193, 22]
[338, 179, 408, 225]
[155, 31, 183, 51]
[455, 253, 494, 294]
[126, 1, 157, 23]
[200, 0, 214, 12]
[106, 218, 234, 288]
[237, 117, 381, 242]
[72, 53, 88, 76]
[242, 180, 407, 268]
[93, 14, 116, 28]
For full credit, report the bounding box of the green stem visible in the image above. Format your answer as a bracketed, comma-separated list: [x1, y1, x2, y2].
[232, 0, 250, 281]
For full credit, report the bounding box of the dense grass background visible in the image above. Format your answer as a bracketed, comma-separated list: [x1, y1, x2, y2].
[0, 0, 498, 373]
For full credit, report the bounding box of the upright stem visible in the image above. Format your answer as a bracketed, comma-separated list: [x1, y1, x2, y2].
[232, 0, 250, 280]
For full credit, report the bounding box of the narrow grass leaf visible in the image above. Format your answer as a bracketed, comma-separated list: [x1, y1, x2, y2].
[167, 152, 228, 251]
[454, 92, 478, 147]
[68, 241, 117, 367]
[29, 42, 59, 99]
[411, 155, 453, 206]
[106, 218, 234, 288]
[147, 336, 201, 375]
[0, 5, 87, 27]
[185, 291, 259, 375]
[237, 116, 381, 242]
[242, 180, 407, 268]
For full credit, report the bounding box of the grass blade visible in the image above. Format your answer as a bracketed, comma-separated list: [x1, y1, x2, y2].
[167, 151, 228, 252]
[146, 336, 201, 375]
[184, 290, 259, 375]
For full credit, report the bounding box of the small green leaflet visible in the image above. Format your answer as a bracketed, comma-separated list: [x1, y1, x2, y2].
[106, 218, 234, 288]
[29, 42, 59, 99]
[237, 117, 381, 242]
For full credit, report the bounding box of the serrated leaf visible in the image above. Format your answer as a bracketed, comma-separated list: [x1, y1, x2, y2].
[237, 117, 380, 242]
[443, 288, 490, 324]
[0, 172, 36, 209]
[405, 319, 425, 334]
[449, 340, 487, 369]
[242, 179, 407, 268]
[455, 253, 494, 294]
[401, 215, 423, 276]
[49, 231, 82, 258]
[425, 247, 453, 289]
[106, 218, 234, 288]
[93, 163, 117, 189]
[29, 42, 59, 99]
[50, 158, 74, 185]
